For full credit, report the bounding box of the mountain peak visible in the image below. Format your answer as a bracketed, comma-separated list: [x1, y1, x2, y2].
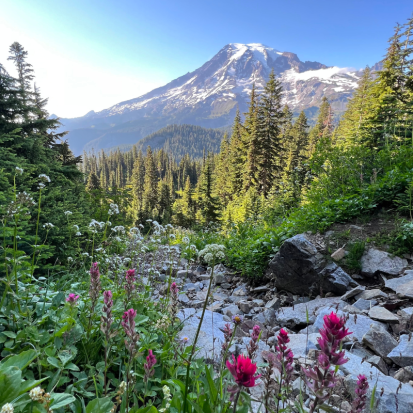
[60, 43, 362, 155]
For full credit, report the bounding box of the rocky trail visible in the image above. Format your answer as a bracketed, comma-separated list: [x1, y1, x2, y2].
[141, 231, 413, 413]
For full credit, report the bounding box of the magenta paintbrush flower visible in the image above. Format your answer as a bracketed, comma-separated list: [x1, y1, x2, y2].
[122, 308, 140, 358]
[351, 374, 369, 413]
[144, 349, 157, 381]
[303, 312, 352, 413]
[66, 293, 79, 305]
[247, 325, 261, 361]
[226, 354, 261, 388]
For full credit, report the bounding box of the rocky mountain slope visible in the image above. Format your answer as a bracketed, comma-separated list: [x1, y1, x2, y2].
[59, 43, 364, 155]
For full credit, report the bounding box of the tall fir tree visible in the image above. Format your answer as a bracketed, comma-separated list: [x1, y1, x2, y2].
[142, 147, 159, 217]
[255, 70, 285, 196]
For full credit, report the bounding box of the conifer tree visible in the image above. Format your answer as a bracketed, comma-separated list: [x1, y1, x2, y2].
[131, 151, 145, 220]
[335, 67, 376, 147]
[228, 108, 244, 196]
[142, 147, 159, 216]
[181, 176, 195, 225]
[308, 97, 333, 155]
[215, 133, 232, 205]
[255, 70, 285, 196]
[197, 154, 219, 223]
[87, 171, 101, 191]
[243, 84, 260, 191]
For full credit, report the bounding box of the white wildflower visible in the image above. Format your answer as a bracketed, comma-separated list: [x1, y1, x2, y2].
[43, 223, 54, 229]
[38, 174, 51, 182]
[119, 381, 127, 394]
[73, 224, 79, 231]
[115, 236, 122, 242]
[15, 166, 23, 175]
[29, 386, 43, 401]
[75, 232, 81, 236]
[0, 403, 14, 413]
[190, 245, 198, 252]
[82, 252, 89, 257]
[64, 211, 72, 216]
[38, 183, 45, 189]
[169, 234, 176, 239]
[182, 236, 190, 244]
[68, 257, 73, 262]
[108, 203, 119, 215]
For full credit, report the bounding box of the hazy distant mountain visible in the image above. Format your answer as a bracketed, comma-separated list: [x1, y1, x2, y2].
[60, 43, 364, 155]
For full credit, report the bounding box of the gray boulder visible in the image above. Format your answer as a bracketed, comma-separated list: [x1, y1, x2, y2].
[178, 309, 226, 360]
[361, 248, 408, 277]
[265, 234, 355, 295]
[385, 270, 413, 299]
[362, 323, 398, 361]
[276, 297, 346, 327]
[353, 298, 377, 311]
[309, 308, 386, 342]
[368, 307, 399, 324]
[387, 334, 413, 367]
[343, 352, 413, 413]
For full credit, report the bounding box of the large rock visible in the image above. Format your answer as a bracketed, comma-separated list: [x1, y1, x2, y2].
[362, 323, 398, 361]
[265, 234, 355, 295]
[308, 308, 386, 342]
[385, 270, 413, 299]
[361, 248, 408, 277]
[342, 352, 413, 413]
[276, 297, 346, 327]
[368, 307, 399, 324]
[387, 334, 413, 367]
[178, 309, 226, 360]
[285, 333, 320, 358]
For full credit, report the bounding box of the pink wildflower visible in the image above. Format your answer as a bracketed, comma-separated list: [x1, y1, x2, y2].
[144, 349, 157, 381]
[124, 269, 136, 305]
[226, 354, 261, 388]
[66, 293, 79, 305]
[275, 328, 294, 387]
[101, 290, 114, 339]
[351, 374, 369, 413]
[122, 308, 140, 358]
[303, 312, 352, 412]
[247, 325, 261, 361]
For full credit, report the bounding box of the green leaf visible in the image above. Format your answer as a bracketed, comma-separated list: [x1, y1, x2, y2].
[2, 331, 17, 338]
[86, 397, 114, 413]
[205, 365, 217, 402]
[47, 356, 61, 369]
[0, 349, 38, 372]
[65, 362, 80, 371]
[18, 377, 48, 396]
[0, 366, 22, 404]
[130, 407, 158, 413]
[134, 315, 149, 326]
[49, 393, 76, 409]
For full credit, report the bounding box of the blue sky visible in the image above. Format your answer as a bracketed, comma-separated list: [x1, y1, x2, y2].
[1, 0, 411, 118]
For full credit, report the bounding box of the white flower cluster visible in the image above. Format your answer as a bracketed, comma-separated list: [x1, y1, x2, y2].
[155, 315, 170, 329]
[159, 385, 172, 413]
[73, 224, 79, 231]
[182, 236, 190, 244]
[89, 219, 105, 232]
[64, 211, 72, 216]
[29, 386, 43, 401]
[43, 223, 54, 230]
[39, 174, 51, 183]
[190, 244, 198, 252]
[112, 226, 125, 234]
[108, 203, 119, 215]
[15, 166, 23, 175]
[198, 244, 225, 264]
[0, 403, 13, 413]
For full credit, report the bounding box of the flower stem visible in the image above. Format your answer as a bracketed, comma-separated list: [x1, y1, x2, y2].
[182, 260, 215, 413]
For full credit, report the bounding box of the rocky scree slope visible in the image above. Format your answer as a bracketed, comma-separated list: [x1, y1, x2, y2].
[153, 231, 413, 412]
[60, 43, 365, 155]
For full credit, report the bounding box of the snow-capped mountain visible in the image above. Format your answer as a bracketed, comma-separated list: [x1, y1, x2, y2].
[61, 43, 363, 154]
